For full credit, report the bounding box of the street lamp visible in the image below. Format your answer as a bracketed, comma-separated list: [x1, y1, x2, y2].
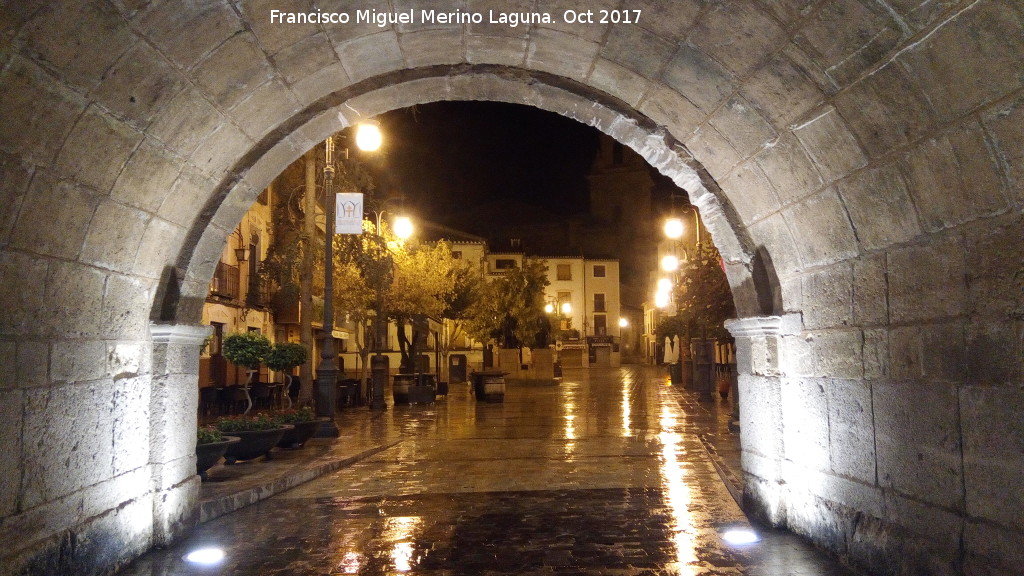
[367, 206, 413, 410]
[316, 122, 382, 434]
[664, 217, 684, 240]
[392, 215, 413, 240]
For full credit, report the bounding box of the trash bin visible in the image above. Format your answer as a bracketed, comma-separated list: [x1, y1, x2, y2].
[669, 362, 682, 385]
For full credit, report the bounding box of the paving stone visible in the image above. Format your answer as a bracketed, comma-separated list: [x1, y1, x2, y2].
[119, 366, 860, 576]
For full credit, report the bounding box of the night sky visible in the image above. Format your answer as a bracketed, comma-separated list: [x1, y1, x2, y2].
[363, 102, 602, 236]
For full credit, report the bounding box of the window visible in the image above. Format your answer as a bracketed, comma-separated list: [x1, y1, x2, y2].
[452, 251, 462, 259]
[594, 293, 606, 312]
[556, 264, 572, 281]
[593, 265, 606, 277]
[495, 259, 517, 270]
[594, 314, 607, 335]
[210, 323, 224, 355]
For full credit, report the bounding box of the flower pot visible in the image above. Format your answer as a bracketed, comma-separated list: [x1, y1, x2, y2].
[407, 383, 436, 404]
[393, 374, 416, 404]
[196, 436, 240, 480]
[471, 371, 506, 402]
[277, 418, 328, 449]
[222, 426, 292, 463]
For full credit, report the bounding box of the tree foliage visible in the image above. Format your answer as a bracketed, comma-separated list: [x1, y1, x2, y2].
[222, 332, 272, 370]
[465, 258, 549, 349]
[662, 244, 736, 341]
[264, 342, 308, 372]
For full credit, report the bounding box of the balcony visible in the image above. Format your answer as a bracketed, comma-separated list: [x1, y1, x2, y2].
[210, 262, 240, 299]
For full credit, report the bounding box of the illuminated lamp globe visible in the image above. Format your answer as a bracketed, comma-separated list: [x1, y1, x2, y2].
[654, 291, 671, 308]
[561, 302, 572, 315]
[657, 278, 673, 292]
[355, 122, 383, 151]
[618, 317, 629, 328]
[393, 216, 413, 239]
[664, 217, 684, 239]
[660, 254, 679, 272]
[544, 303, 555, 314]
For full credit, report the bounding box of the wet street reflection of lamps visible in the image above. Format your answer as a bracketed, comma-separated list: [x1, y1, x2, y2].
[317, 122, 382, 434]
[369, 207, 412, 410]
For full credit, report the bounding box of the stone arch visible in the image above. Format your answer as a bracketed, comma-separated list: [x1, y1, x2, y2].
[162, 65, 767, 328]
[1, 2, 1022, 575]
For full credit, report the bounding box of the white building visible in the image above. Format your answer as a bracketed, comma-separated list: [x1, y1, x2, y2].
[543, 256, 622, 367]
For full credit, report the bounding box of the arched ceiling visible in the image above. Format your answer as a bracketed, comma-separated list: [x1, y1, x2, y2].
[1, 0, 1021, 336]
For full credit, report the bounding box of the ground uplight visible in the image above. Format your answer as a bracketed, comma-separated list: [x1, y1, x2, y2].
[183, 547, 225, 565]
[722, 529, 760, 545]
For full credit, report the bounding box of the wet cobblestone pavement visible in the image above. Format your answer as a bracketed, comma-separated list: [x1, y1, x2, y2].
[122, 366, 861, 576]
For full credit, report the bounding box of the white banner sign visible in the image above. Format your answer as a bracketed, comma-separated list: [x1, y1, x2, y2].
[335, 193, 364, 234]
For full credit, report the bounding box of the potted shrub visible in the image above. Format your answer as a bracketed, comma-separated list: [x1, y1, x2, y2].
[275, 407, 322, 449]
[215, 413, 292, 463]
[222, 332, 272, 413]
[264, 341, 307, 407]
[195, 426, 240, 480]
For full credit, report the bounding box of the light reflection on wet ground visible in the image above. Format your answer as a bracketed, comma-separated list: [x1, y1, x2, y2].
[122, 365, 860, 575]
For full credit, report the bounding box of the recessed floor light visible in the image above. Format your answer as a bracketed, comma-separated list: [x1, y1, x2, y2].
[722, 529, 760, 545]
[184, 547, 225, 565]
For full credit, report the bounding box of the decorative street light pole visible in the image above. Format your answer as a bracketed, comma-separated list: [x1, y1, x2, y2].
[315, 136, 340, 437]
[368, 209, 412, 410]
[316, 122, 383, 433]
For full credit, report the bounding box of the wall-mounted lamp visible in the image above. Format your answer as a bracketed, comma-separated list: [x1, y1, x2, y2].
[232, 227, 248, 262]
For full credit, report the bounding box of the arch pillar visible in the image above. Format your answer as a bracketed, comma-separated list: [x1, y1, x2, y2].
[725, 314, 800, 527]
[148, 323, 210, 546]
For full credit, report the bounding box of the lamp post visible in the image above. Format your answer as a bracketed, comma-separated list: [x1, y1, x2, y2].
[315, 136, 340, 437]
[367, 208, 412, 410]
[316, 122, 383, 433]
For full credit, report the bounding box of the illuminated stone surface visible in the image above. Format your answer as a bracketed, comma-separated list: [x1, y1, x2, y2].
[0, 1, 1022, 574]
[121, 366, 857, 576]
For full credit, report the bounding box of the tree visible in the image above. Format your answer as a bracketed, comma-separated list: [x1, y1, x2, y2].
[437, 253, 483, 376]
[260, 138, 379, 404]
[387, 239, 461, 372]
[664, 243, 736, 345]
[465, 257, 549, 349]
[333, 220, 394, 394]
[264, 342, 308, 402]
[222, 331, 273, 372]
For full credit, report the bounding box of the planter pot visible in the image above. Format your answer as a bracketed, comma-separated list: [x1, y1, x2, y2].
[407, 383, 436, 404]
[222, 426, 292, 463]
[392, 374, 416, 404]
[471, 371, 506, 402]
[196, 436, 240, 480]
[277, 418, 328, 449]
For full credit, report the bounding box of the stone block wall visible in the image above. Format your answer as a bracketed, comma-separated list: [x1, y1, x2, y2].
[0, 1, 1022, 574]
